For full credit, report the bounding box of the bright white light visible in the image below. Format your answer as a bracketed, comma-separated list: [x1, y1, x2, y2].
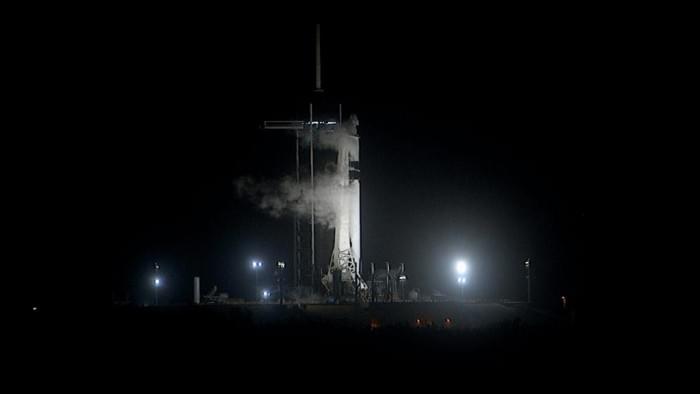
[455, 260, 468, 275]
[154, 278, 160, 287]
[262, 290, 270, 298]
[457, 277, 467, 285]
[32, 307, 38, 311]
[399, 275, 407, 281]
[252, 261, 262, 269]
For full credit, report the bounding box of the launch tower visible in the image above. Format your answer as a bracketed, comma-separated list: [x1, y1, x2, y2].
[263, 25, 367, 301]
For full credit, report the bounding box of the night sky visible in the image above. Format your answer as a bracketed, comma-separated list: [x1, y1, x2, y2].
[17, 23, 589, 309]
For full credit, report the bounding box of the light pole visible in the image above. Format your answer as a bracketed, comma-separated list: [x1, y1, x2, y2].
[455, 260, 469, 302]
[277, 261, 285, 305]
[370, 263, 376, 304]
[399, 274, 407, 301]
[252, 261, 262, 301]
[457, 277, 467, 300]
[525, 259, 531, 304]
[153, 262, 160, 306]
[398, 263, 406, 301]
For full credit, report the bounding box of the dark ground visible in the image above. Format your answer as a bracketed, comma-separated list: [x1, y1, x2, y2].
[22, 302, 586, 378]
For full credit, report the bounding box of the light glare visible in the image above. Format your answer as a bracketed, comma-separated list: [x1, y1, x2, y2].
[455, 260, 468, 275]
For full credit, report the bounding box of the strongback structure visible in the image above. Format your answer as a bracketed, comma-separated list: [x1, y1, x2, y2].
[263, 25, 366, 300]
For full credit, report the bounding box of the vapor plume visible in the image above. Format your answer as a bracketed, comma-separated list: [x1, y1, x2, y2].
[235, 114, 359, 228]
[235, 172, 353, 228]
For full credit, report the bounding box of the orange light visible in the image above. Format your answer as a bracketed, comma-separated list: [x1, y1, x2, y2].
[444, 317, 453, 327]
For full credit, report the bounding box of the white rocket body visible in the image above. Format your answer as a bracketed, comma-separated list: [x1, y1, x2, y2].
[322, 116, 365, 292]
[333, 129, 360, 267]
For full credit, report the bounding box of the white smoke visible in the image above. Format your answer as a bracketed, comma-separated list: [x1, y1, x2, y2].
[236, 114, 360, 228]
[235, 172, 351, 228]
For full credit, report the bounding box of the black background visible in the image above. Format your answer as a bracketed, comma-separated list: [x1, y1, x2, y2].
[10, 22, 595, 313]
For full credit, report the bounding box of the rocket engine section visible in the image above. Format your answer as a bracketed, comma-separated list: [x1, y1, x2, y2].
[322, 115, 367, 298]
